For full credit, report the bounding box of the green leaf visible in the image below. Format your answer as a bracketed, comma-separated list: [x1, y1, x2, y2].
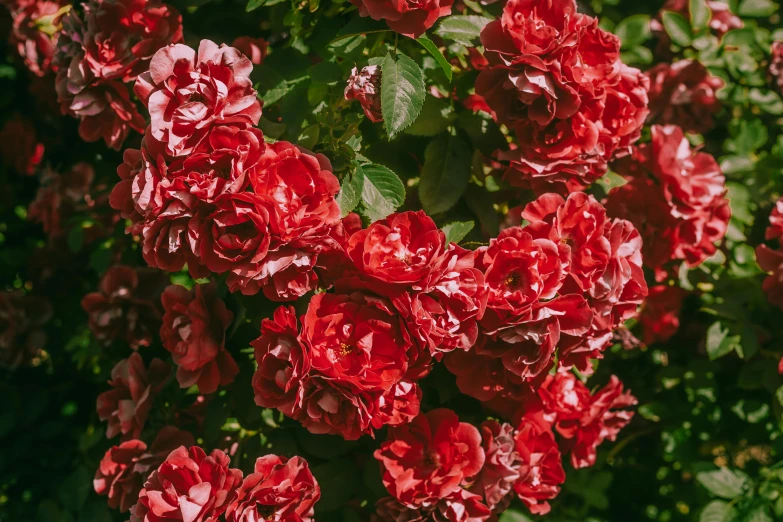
[358, 163, 406, 222]
[415, 35, 453, 81]
[662, 11, 693, 47]
[297, 124, 319, 151]
[615, 14, 651, 48]
[434, 15, 493, 46]
[312, 459, 358, 512]
[67, 226, 84, 253]
[380, 53, 426, 138]
[442, 221, 474, 244]
[307, 61, 342, 85]
[700, 500, 736, 522]
[738, 0, 779, 16]
[690, 0, 711, 30]
[331, 16, 390, 44]
[253, 64, 290, 105]
[705, 322, 739, 360]
[405, 96, 456, 137]
[696, 468, 751, 499]
[498, 509, 534, 522]
[743, 505, 774, 522]
[257, 117, 286, 139]
[418, 133, 472, 215]
[337, 167, 365, 217]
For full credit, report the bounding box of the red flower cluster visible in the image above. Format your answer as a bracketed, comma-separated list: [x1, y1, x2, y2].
[129, 445, 319, 522]
[475, 0, 649, 192]
[81, 264, 168, 348]
[639, 285, 687, 345]
[112, 40, 347, 301]
[232, 36, 268, 65]
[349, 0, 452, 38]
[53, 0, 182, 149]
[607, 124, 730, 280]
[0, 291, 52, 368]
[160, 282, 238, 394]
[756, 197, 783, 310]
[646, 60, 724, 134]
[96, 352, 171, 439]
[345, 65, 383, 123]
[94, 426, 194, 512]
[252, 210, 492, 438]
[446, 192, 646, 410]
[28, 161, 94, 237]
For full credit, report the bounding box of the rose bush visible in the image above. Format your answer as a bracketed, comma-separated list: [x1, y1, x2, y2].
[3, 0, 783, 521]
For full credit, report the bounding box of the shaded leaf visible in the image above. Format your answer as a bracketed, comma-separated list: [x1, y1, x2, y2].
[380, 53, 426, 138]
[696, 468, 751, 499]
[416, 35, 453, 81]
[662, 11, 693, 46]
[435, 15, 493, 46]
[442, 221, 474, 244]
[419, 133, 472, 215]
[359, 163, 406, 222]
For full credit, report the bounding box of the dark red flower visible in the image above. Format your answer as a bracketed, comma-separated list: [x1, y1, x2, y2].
[646, 60, 723, 134]
[0, 114, 45, 176]
[764, 197, 783, 241]
[231, 36, 268, 65]
[160, 282, 238, 395]
[539, 373, 637, 468]
[512, 420, 565, 515]
[96, 352, 171, 439]
[772, 41, 783, 95]
[757, 245, 783, 310]
[225, 455, 320, 522]
[639, 285, 687, 345]
[0, 292, 52, 369]
[345, 65, 383, 122]
[130, 446, 243, 522]
[349, 0, 453, 38]
[134, 39, 262, 156]
[372, 490, 491, 522]
[10, 0, 65, 76]
[470, 420, 521, 510]
[81, 265, 168, 348]
[375, 408, 485, 507]
[29, 162, 95, 237]
[94, 426, 194, 513]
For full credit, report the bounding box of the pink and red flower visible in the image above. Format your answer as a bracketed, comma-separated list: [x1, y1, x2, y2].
[345, 65, 383, 122]
[349, 0, 453, 38]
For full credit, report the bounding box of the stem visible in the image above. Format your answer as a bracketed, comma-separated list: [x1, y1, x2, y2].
[394, 33, 399, 56]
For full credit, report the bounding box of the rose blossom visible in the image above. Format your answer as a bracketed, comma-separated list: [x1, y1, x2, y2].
[10, 0, 66, 76]
[130, 446, 243, 522]
[134, 39, 262, 156]
[756, 197, 783, 310]
[232, 36, 268, 65]
[28, 162, 95, 237]
[771, 41, 783, 95]
[0, 292, 52, 369]
[349, 0, 453, 38]
[96, 352, 171, 439]
[512, 420, 565, 515]
[470, 420, 521, 510]
[93, 426, 194, 512]
[374, 408, 485, 507]
[372, 490, 491, 522]
[538, 373, 637, 468]
[0, 113, 45, 176]
[646, 60, 724, 134]
[160, 282, 238, 394]
[225, 455, 320, 522]
[345, 65, 383, 122]
[81, 264, 169, 348]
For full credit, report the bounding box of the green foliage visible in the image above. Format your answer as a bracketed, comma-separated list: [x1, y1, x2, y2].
[380, 53, 426, 138]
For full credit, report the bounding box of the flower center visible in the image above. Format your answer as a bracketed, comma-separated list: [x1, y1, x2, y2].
[257, 504, 276, 519]
[339, 343, 353, 357]
[188, 92, 206, 104]
[504, 271, 524, 288]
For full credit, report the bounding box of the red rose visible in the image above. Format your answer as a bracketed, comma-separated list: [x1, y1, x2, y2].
[225, 455, 320, 522]
[539, 373, 637, 469]
[160, 282, 238, 394]
[607, 125, 730, 279]
[81, 265, 168, 348]
[302, 292, 414, 392]
[757, 245, 783, 310]
[231, 36, 268, 65]
[374, 408, 485, 507]
[395, 244, 487, 356]
[0, 291, 52, 369]
[476, 0, 646, 192]
[96, 352, 171, 439]
[349, 0, 453, 38]
[639, 285, 687, 345]
[512, 420, 565, 515]
[252, 306, 310, 416]
[297, 376, 377, 440]
[0, 114, 44, 176]
[470, 420, 521, 510]
[646, 60, 724, 134]
[444, 345, 534, 404]
[130, 446, 243, 522]
[81, 0, 183, 83]
[345, 65, 383, 122]
[772, 41, 783, 95]
[94, 426, 194, 512]
[10, 0, 65, 76]
[134, 39, 262, 156]
[764, 197, 783, 241]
